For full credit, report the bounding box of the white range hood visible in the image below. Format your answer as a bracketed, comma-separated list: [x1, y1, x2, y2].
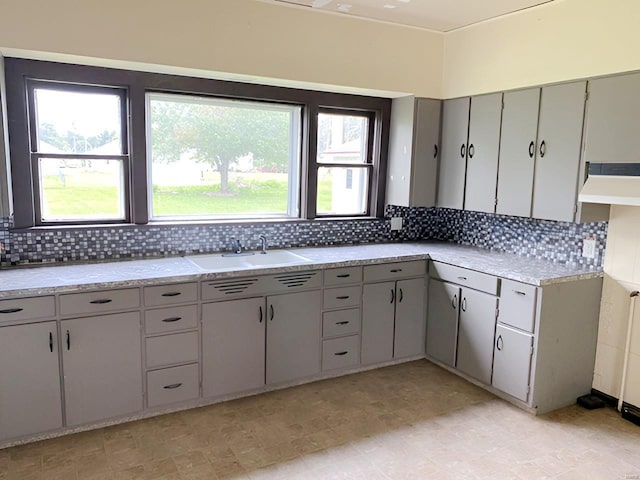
[579, 164, 640, 206]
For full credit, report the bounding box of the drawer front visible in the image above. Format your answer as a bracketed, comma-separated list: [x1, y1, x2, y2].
[144, 283, 198, 307]
[60, 288, 140, 316]
[147, 364, 199, 408]
[0, 296, 55, 323]
[322, 335, 360, 372]
[324, 267, 363, 286]
[145, 305, 198, 335]
[146, 331, 199, 369]
[363, 260, 426, 283]
[429, 261, 499, 295]
[499, 279, 538, 333]
[323, 286, 362, 310]
[322, 308, 361, 338]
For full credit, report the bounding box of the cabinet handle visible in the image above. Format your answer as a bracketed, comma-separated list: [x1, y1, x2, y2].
[390, 289, 395, 304]
[49, 332, 53, 353]
[514, 290, 527, 296]
[162, 317, 182, 323]
[66, 330, 70, 351]
[540, 140, 546, 158]
[334, 351, 348, 356]
[461, 297, 467, 312]
[336, 274, 351, 278]
[528, 141, 535, 158]
[89, 299, 112, 305]
[270, 304, 274, 321]
[336, 321, 350, 325]
[163, 383, 183, 390]
[468, 144, 475, 159]
[452, 294, 457, 310]
[336, 296, 350, 300]
[390, 268, 403, 273]
[259, 306, 263, 323]
[434, 144, 438, 158]
[161, 292, 181, 297]
[460, 144, 466, 158]
[398, 288, 404, 303]
[0, 307, 23, 314]
[496, 335, 504, 351]
[457, 276, 467, 281]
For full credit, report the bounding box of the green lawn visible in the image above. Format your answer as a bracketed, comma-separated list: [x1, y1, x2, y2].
[42, 171, 334, 219]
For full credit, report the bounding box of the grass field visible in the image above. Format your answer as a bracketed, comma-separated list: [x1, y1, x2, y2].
[41, 171, 334, 219]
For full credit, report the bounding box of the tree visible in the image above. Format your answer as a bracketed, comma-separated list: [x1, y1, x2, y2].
[150, 99, 292, 193]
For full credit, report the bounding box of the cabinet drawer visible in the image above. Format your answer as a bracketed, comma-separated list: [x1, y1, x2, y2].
[499, 279, 538, 333]
[145, 331, 199, 368]
[322, 335, 360, 372]
[0, 296, 55, 323]
[324, 267, 363, 286]
[323, 286, 361, 310]
[429, 261, 498, 295]
[364, 260, 426, 282]
[145, 305, 198, 335]
[60, 288, 140, 316]
[147, 364, 199, 408]
[144, 283, 198, 307]
[323, 308, 360, 338]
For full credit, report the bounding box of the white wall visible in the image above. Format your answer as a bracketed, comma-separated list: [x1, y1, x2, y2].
[593, 206, 640, 406]
[443, 0, 640, 98]
[0, 0, 443, 98]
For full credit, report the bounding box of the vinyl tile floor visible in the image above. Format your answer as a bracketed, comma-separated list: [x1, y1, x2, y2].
[1, 360, 639, 480]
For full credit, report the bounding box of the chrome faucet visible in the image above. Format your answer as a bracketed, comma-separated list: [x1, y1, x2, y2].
[258, 235, 268, 254]
[233, 239, 243, 254]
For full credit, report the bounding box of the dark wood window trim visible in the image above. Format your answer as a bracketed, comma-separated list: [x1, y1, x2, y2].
[5, 58, 391, 229]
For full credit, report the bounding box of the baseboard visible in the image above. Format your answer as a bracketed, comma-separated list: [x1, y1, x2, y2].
[591, 388, 619, 407]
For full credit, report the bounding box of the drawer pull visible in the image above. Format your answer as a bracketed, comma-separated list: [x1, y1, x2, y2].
[336, 274, 351, 278]
[398, 288, 403, 303]
[89, 299, 112, 305]
[457, 276, 467, 281]
[163, 383, 183, 390]
[336, 296, 350, 300]
[334, 351, 349, 356]
[162, 317, 182, 323]
[514, 290, 527, 296]
[336, 321, 350, 325]
[0, 308, 23, 314]
[49, 332, 54, 353]
[161, 292, 182, 297]
[452, 294, 457, 310]
[66, 330, 71, 351]
[390, 269, 403, 273]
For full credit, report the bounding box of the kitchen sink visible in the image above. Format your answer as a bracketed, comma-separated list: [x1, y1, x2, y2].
[185, 250, 313, 271]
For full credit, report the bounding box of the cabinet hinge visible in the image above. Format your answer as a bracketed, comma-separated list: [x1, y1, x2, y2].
[494, 197, 498, 207]
[574, 204, 578, 214]
[527, 385, 531, 394]
[530, 346, 535, 357]
[585, 91, 589, 101]
[495, 306, 499, 320]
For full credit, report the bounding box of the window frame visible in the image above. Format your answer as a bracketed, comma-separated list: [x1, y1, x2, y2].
[4, 58, 391, 229]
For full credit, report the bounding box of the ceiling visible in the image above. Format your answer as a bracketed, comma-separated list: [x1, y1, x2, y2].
[261, 0, 554, 32]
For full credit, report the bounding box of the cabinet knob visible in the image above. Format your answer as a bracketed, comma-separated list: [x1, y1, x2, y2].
[468, 144, 475, 159]
[460, 144, 466, 158]
[528, 141, 535, 158]
[496, 335, 504, 351]
[540, 140, 547, 158]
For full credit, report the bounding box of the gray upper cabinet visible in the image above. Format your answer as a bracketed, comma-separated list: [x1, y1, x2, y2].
[266, 290, 321, 385]
[464, 93, 503, 213]
[496, 88, 540, 217]
[362, 281, 396, 365]
[393, 277, 426, 359]
[532, 82, 587, 222]
[0, 321, 63, 441]
[437, 97, 470, 209]
[62, 312, 143, 427]
[584, 72, 640, 165]
[202, 297, 266, 398]
[386, 97, 441, 207]
[426, 279, 460, 367]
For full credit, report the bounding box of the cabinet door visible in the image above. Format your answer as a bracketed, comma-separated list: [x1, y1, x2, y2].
[62, 312, 142, 427]
[386, 96, 416, 207]
[394, 278, 426, 359]
[362, 281, 396, 365]
[426, 280, 460, 367]
[266, 290, 321, 385]
[584, 72, 640, 165]
[410, 98, 442, 207]
[202, 297, 265, 398]
[464, 93, 503, 213]
[492, 324, 534, 402]
[0, 321, 62, 441]
[532, 82, 587, 222]
[437, 97, 470, 209]
[496, 88, 540, 217]
[456, 288, 498, 384]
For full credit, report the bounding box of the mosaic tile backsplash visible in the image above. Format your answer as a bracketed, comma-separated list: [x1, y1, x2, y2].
[0, 207, 608, 268]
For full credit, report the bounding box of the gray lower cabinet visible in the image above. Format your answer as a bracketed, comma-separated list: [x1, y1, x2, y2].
[394, 278, 427, 359]
[437, 97, 470, 209]
[0, 321, 63, 441]
[456, 288, 498, 384]
[492, 324, 534, 402]
[202, 297, 265, 398]
[61, 312, 143, 427]
[266, 290, 322, 385]
[426, 279, 460, 367]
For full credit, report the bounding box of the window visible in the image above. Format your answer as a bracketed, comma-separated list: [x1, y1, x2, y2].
[5, 59, 390, 228]
[147, 93, 301, 219]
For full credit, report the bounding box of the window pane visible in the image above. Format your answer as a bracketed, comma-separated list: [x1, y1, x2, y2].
[34, 87, 123, 154]
[317, 167, 368, 215]
[147, 93, 301, 219]
[317, 113, 368, 164]
[38, 158, 125, 221]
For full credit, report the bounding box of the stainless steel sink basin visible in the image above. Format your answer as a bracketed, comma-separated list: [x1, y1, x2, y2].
[185, 250, 313, 271]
